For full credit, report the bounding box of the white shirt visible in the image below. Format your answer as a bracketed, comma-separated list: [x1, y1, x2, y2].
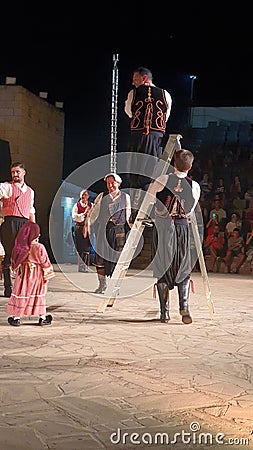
[124, 83, 172, 122]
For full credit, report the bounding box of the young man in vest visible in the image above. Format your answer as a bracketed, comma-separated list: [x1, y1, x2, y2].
[0, 162, 36, 297]
[152, 149, 201, 324]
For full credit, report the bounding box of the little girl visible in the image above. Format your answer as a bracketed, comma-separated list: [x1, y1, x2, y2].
[7, 222, 55, 326]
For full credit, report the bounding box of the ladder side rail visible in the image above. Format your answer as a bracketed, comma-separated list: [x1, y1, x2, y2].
[189, 212, 214, 320]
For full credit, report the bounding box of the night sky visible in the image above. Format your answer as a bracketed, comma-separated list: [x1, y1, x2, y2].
[1, 3, 252, 179]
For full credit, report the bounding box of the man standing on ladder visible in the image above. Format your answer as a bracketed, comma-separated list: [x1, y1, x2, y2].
[124, 66, 172, 195]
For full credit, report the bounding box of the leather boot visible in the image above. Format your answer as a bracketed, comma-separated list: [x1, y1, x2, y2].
[156, 282, 170, 323]
[177, 277, 192, 324]
[3, 267, 12, 297]
[94, 274, 107, 294]
[81, 252, 90, 272]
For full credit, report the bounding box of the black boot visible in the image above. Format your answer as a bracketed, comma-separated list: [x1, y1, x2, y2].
[156, 282, 170, 323]
[177, 277, 192, 324]
[94, 274, 107, 294]
[80, 252, 90, 272]
[3, 267, 12, 297]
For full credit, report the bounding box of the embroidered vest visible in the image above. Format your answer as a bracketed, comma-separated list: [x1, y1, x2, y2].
[156, 174, 194, 218]
[130, 85, 168, 134]
[102, 192, 127, 226]
[2, 182, 32, 218]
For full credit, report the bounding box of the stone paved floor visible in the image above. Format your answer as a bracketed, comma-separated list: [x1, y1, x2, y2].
[0, 265, 252, 450]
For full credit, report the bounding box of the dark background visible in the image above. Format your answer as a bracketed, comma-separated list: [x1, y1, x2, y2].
[1, 2, 252, 178]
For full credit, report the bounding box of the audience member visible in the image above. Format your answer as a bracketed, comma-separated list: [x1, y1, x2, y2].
[214, 177, 226, 207]
[199, 173, 213, 197]
[199, 191, 209, 230]
[224, 227, 245, 274]
[189, 158, 202, 182]
[229, 175, 242, 200]
[206, 213, 219, 237]
[204, 224, 226, 272]
[244, 186, 253, 207]
[243, 197, 253, 234]
[209, 198, 227, 231]
[245, 222, 253, 274]
[225, 213, 242, 239]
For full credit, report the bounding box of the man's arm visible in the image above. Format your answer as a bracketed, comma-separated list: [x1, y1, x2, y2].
[124, 90, 134, 118]
[164, 89, 172, 121]
[88, 192, 104, 225]
[29, 188, 36, 222]
[189, 180, 201, 215]
[0, 182, 12, 199]
[125, 193, 132, 227]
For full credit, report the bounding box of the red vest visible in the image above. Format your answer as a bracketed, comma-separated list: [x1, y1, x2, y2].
[75, 201, 92, 225]
[1, 182, 33, 218]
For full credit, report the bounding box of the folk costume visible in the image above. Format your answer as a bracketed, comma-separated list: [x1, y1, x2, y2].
[90, 175, 131, 294]
[0, 180, 35, 297]
[72, 196, 93, 272]
[125, 83, 171, 191]
[7, 222, 55, 326]
[152, 170, 200, 324]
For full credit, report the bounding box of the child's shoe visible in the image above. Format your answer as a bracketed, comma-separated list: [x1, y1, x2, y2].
[39, 314, 53, 326]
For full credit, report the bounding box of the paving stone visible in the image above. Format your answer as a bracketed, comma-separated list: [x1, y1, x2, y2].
[0, 267, 252, 449]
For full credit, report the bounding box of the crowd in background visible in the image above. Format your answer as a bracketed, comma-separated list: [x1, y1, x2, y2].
[189, 143, 253, 274]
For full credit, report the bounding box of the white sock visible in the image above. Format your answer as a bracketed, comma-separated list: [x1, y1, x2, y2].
[40, 315, 46, 320]
[14, 317, 20, 320]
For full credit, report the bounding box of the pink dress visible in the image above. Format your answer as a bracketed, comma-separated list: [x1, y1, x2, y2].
[7, 242, 55, 318]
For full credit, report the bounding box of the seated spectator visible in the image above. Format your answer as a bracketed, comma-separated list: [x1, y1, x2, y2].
[229, 175, 242, 200]
[244, 186, 253, 207]
[205, 224, 226, 272]
[200, 173, 213, 197]
[245, 222, 253, 275]
[209, 198, 227, 231]
[199, 191, 210, 229]
[189, 158, 202, 182]
[244, 197, 253, 234]
[232, 194, 246, 220]
[224, 228, 245, 274]
[225, 213, 242, 239]
[214, 177, 226, 207]
[243, 187, 253, 203]
[206, 213, 219, 237]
